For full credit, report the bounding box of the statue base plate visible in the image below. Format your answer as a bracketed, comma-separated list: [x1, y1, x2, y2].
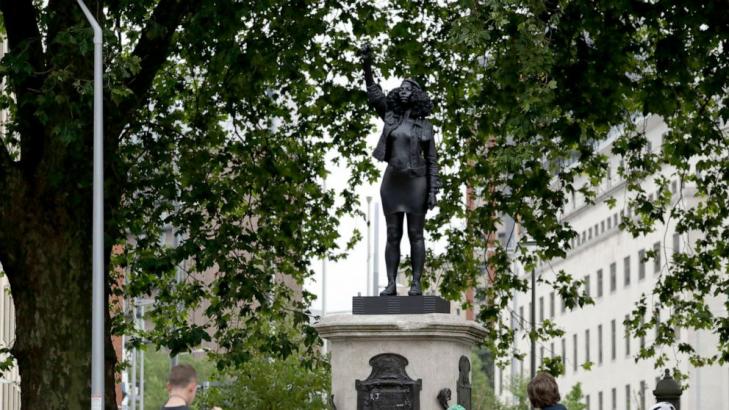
[353, 295, 450, 315]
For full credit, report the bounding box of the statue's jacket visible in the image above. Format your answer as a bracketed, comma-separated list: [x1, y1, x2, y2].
[367, 83, 440, 196]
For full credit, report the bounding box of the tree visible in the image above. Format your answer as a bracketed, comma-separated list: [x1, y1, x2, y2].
[195, 352, 330, 410]
[0, 1, 393, 407]
[376, 0, 729, 375]
[562, 383, 587, 410]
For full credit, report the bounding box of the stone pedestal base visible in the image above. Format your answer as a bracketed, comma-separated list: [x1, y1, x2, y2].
[315, 313, 488, 410]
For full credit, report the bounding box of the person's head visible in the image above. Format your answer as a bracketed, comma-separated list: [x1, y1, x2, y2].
[167, 364, 198, 404]
[386, 79, 433, 118]
[527, 372, 561, 409]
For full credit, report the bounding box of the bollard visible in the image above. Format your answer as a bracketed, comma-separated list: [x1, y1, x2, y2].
[653, 369, 682, 409]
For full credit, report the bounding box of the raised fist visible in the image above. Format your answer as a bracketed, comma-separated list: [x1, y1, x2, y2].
[358, 43, 374, 62]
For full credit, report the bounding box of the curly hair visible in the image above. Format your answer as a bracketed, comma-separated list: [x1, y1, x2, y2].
[386, 84, 434, 119]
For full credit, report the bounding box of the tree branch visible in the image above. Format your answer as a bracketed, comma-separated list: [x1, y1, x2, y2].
[119, 0, 200, 120]
[0, 0, 46, 174]
[0, 0, 44, 73]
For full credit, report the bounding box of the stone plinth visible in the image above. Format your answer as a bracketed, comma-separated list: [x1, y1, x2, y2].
[315, 313, 488, 410]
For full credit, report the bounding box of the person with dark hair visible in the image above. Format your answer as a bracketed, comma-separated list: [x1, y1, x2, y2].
[359, 43, 440, 297]
[161, 364, 197, 410]
[527, 372, 567, 410]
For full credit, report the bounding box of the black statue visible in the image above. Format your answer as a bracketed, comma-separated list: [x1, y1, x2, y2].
[359, 44, 440, 297]
[437, 388, 452, 409]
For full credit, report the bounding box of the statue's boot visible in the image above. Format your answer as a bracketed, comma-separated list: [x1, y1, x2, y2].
[380, 272, 397, 296]
[408, 272, 422, 296]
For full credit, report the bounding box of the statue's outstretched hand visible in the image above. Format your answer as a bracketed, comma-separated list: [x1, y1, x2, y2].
[358, 43, 374, 64]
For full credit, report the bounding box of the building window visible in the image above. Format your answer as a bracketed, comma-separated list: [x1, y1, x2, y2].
[597, 269, 604, 298]
[611, 319, 616, 360]
[582, 231, 586, 242]
[550, 342, 555, 358]
[540, 346, 544, 364]
[599, 391, 604, 410]
[589, 227, 593, 240]
[611, 387, 617, 410]
[638, 249, 646, 280]
[624, 256, 631, 287]
[539, 296, 544, 322]
[607, 216, 612, 229]
[673, 232, 680, 255]
[626, 384, 631, 410]
[585, 329, 591, 364]
[549, 292, 555, 318]
[584, 275, 591, 298]
[613, 213, 618, 227]
[529, 303, 533, 325]
[499, 367, 503, 395]
[625, 315, 631, 357]
[573, 334, 578, 372]
[653, 241, 661, 274]
[598, 324, 603, 365]
[610, 262, 617, 292]
[586, 394, 591, 410]
[601, 220, 605, 233]
[561, 295, 566, 314]
[640, 315, 646, 349]
[561, 338, 566, 368]
[640, 380, 646, 410]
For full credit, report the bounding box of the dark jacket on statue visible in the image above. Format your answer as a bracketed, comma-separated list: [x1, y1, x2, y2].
[366, 83, 440, 196]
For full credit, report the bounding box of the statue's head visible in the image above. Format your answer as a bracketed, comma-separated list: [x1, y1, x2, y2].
[437, 388, 451, 408]
[387, 78, 433, 118]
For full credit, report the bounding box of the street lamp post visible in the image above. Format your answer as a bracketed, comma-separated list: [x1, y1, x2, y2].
[76, 1, 104, 409]
[530, 267, 536, 381]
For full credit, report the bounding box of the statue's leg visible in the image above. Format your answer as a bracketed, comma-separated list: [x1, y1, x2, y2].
[406, 212, 426, 296]
[381, 212, 404, 296]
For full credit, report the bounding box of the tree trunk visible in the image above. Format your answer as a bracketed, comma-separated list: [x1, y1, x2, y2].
[1, 197, 118, 409]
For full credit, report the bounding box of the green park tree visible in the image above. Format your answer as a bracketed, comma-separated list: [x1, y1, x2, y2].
[388, 0, 729, 378]
[0, 1, 387, 407]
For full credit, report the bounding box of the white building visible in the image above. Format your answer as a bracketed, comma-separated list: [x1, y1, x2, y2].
[0, 36, 21, 410]
[498, 115, 729, 409]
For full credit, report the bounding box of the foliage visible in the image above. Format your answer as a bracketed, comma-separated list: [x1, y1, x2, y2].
[141, 349, 216, 410]
[195, 351, 330, 410]
[363, 0, 729, 373]
[562, 383, 587, 410]
[0, 0, 389, 405]
[472, 349, 530, 410]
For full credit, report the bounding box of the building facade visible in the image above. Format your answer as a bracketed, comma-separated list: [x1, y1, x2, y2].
[498, 116, 729, 409]
[0, 35, 21, 410]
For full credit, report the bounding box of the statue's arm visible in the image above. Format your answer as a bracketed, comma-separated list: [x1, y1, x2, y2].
[359, 44, 387, 119]
[424, 123, 440, 209]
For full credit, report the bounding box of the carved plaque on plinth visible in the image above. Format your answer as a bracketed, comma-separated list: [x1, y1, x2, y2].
[456, 355, 471, 410]
[356, 353, 422, 409]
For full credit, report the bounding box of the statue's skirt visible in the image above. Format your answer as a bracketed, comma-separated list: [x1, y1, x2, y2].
[380, 165, 427, 215]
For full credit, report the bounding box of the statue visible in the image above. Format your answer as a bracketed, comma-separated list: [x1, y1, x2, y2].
[359, 44, 440, 297]
[437, 388, 452, 409]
